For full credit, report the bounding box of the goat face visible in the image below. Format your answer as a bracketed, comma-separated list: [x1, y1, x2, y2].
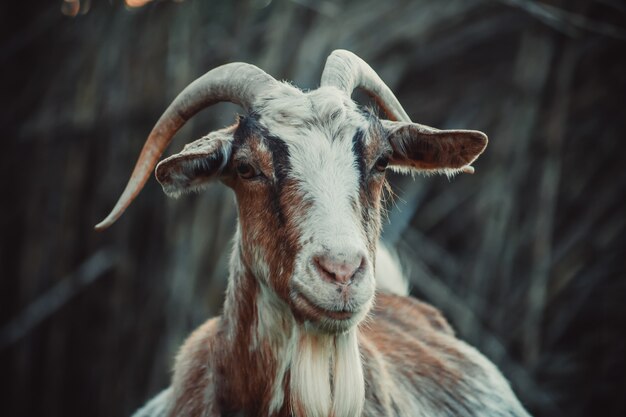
[153, 85, 486, 333]
[96, 51, 487, 334]
[155, 87, 381, 332]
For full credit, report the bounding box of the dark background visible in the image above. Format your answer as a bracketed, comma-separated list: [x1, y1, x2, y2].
[1, 0, 625, 416]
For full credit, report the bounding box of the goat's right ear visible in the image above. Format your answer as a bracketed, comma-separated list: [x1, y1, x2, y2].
[155, 128, 234, 198]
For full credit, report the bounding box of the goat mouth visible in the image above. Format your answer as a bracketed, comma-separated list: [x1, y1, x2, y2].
[292, 292, 354, 321]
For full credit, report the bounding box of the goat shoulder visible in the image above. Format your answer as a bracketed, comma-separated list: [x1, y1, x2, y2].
[360, 293, 529, 416]
[169, 317, 221, 417]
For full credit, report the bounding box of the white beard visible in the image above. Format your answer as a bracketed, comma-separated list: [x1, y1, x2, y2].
[290, 327, 364, 417]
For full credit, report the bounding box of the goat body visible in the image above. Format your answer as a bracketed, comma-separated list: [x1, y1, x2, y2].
[97, 50, 530, 417]
[156, 292, 527, 417]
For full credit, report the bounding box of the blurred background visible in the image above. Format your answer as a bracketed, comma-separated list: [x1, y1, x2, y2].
[1, 0, 625, 416]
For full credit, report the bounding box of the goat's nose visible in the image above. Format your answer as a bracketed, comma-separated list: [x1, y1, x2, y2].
[313, 253, 366, 285]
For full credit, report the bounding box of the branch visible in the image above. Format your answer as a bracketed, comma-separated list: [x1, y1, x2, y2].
[0, 249, 117, 349]
[498, 0, 626, 40]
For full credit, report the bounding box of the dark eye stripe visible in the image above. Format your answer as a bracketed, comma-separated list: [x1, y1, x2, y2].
[264, 135, 291, 185]
[352, 129, 366, 186]
[264, 134, 291, 226]
[233, 116, 292, 226]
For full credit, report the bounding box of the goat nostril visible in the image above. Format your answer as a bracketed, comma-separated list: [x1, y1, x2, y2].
[313, 254, 365, 285]
[313, 257, 334, 281]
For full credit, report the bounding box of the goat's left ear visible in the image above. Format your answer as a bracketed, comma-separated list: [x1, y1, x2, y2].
[155, 127, 234, 198]
[382, 120, 488, 176]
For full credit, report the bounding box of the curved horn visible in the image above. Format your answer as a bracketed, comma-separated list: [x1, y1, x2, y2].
[95, 63, 278, 231]
[320, 49, 411, 123]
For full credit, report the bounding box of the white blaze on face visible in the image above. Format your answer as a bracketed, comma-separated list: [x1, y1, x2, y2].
[289, 127, 364, 250]
[286, 126, 374, 305]
[256, 87, 377, 315]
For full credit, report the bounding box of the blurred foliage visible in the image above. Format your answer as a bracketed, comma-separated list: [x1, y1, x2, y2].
[1, 0, 625, 416]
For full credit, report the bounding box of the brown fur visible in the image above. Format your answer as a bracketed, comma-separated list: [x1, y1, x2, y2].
[169, 318, 220, 417]
[168, 290, 491, 416]
[190, 130, 304, 416]
[230, 132, 304, 303]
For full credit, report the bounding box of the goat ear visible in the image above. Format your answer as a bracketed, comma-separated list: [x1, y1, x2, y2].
[382, 120, 488, 176]
[155, 128, 234, 198]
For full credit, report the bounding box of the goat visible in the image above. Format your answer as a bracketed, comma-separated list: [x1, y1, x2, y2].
[96, 50, 530, 417]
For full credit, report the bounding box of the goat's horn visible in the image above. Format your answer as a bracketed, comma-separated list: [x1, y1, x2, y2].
[320, 49, 411, 123]
[95, 63, 278, 231]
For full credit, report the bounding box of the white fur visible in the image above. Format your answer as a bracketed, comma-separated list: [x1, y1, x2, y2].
[290, 329, 333, 417]
[389, 163, 470, 179]
[248, 242, 270, 285]
[375, 244, 409, 295]
[289, 328, 365, 417]
[332, 330, 365, 417]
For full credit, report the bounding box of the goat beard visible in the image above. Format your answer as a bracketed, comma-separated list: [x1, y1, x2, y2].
[289, 328, 365, 417]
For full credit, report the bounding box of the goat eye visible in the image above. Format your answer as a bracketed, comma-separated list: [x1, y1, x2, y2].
[236, 163, 258, 179]
[374, 156, 389, 172]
